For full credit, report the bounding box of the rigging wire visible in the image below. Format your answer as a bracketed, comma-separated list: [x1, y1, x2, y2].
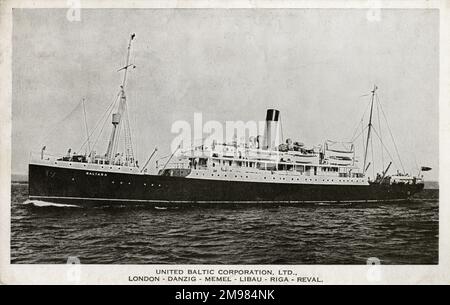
[112, 118, 125, 161]
[371, 127, 400, 172]
[279, 112, 284, 144]
[361, 119, 365, 163]
[349, 96, 371, 142]
[90, 94, 119, 154]
[78, 91, 121, 152]
[156, 154, 173, 161]
[376, 96, 384, 170]
[370, 128, 375, 177]
[113, 116, 122, 159]
[39, 99, 84, 147]
[375, 94, 405, 173]
[81, 98, 91, 155]
[132, 47, 138, 162]
[133, 92, 138, 163]
[350, 124, 368, 143]
[124, 102, 134, 161]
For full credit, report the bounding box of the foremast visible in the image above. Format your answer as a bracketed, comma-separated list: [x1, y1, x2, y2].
[105, 33, 136, 165]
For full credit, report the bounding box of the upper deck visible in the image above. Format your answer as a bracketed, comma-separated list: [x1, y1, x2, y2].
[158, 140, 369, 185]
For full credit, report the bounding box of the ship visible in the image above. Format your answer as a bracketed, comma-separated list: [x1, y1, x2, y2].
[28, 34, 427, 206]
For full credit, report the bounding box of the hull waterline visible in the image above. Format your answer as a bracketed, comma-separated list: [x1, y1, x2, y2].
[28, 163, 424, 207]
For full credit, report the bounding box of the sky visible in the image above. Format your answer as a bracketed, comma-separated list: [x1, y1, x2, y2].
[12, 8, 439, 180]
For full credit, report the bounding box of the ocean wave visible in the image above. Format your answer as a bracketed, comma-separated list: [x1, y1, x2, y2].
[22, 199, 80, 208]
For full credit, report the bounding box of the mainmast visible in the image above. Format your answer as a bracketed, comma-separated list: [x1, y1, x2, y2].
[105, 33, 136, 164]
[363, 85, 377, 175]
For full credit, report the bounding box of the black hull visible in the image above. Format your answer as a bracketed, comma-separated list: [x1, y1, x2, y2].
[28, 164, 424, 206]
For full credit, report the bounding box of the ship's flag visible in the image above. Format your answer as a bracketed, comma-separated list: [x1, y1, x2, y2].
[421, 166, 432, 171]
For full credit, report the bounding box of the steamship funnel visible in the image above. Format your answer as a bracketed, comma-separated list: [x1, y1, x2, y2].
[264, 109, 281, 150]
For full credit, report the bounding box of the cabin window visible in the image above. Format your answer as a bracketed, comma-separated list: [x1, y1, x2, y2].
[199, 158, 207, 167]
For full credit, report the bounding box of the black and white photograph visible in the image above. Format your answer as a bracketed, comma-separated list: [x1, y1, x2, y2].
[1, 0, 449, 285]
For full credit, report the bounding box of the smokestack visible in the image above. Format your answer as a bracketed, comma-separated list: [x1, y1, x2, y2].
[264, 109, 280, 150]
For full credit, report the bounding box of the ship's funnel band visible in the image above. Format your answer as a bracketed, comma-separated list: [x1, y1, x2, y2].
[266, 109, 280, 122]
